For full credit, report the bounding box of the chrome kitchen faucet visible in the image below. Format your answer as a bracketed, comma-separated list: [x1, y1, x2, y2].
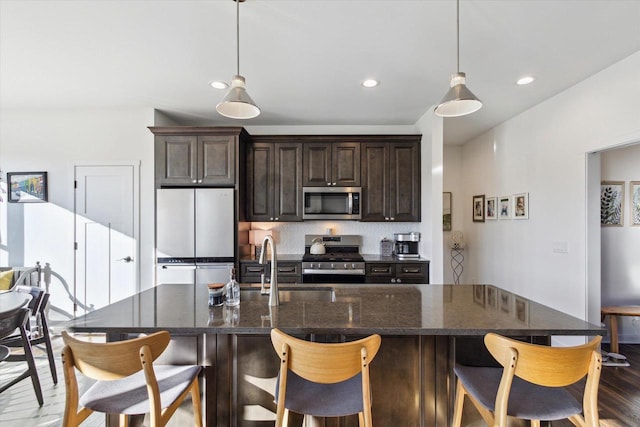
[259, 235, 279, 306]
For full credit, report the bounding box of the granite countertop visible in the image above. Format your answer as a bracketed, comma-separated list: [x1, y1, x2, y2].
[65, 283, 603, 337]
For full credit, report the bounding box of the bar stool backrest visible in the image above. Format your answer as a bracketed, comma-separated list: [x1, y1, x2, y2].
[61, 330, 170, 380]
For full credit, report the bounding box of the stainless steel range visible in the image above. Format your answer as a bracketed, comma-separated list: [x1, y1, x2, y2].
[302, 235, 365, 283]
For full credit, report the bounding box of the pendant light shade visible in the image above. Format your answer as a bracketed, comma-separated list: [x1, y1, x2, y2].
[217, 75, 260, 119]
[435, 72, 482, 117]
[216, 0, 260, 119]
[435, 0, 482, 118]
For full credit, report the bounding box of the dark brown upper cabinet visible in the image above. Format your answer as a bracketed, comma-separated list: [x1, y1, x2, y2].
[361, 138, 421, 222]
[302, 142, 360, 187]
[150, 127, 246, 187]
[246, 139, 303, 222]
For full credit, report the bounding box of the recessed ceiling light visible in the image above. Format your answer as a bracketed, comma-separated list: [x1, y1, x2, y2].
[516, 76, 535, 85]
[210, 81, 229, 90]
[361, 79, 379, 88]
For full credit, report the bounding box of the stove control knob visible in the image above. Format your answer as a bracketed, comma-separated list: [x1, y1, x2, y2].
[331, 263, 335, 269]
[309, 263, 314, 269]
[343, 263, 348, 269]
[352, 263, 356, 269]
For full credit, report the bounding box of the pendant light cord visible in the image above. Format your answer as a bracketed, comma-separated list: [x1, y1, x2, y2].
[456, 0, 460, 73]
[236, 0, 240, 76]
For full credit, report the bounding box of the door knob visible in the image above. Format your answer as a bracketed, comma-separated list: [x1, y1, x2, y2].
[118, 256, 134, 263]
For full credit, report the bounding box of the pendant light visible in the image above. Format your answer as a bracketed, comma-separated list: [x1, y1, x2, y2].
[216, 0, 260, 119]
[435, 0, 482, 117]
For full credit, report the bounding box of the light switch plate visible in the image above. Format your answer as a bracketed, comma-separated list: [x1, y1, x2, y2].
[552, 241, 569, 254]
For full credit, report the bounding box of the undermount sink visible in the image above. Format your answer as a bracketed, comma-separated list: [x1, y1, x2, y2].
[240, 287, 335, 303]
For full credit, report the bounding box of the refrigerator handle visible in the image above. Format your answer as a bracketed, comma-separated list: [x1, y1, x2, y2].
[161, 265, 196, 270]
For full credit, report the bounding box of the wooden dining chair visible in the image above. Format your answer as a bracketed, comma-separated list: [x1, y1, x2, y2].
[0, 306, 43, 406]
[270, 328, 382, 427]
[452, 333, 602, 427]
[61, 330, 202, 427]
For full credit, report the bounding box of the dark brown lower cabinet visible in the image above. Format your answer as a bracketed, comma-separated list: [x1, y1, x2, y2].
[365, 261, 429, 284]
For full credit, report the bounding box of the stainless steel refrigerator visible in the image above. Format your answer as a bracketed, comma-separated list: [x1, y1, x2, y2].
[156, 188, 235, 286]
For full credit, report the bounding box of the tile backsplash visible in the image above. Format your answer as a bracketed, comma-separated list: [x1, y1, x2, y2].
[250, 222, 422, 255]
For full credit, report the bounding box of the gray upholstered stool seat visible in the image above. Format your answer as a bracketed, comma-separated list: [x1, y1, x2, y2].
[80, 365, 201, 415]
[276, 370, 364, 417]
[454, 365, 582, 420]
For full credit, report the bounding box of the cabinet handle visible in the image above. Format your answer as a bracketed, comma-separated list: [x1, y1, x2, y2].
[332, 182, 336, 186]
[327, 182, 331, 186]
[275, 217, 279, 221]
[390, 217, 395, 221]
[391, 278, 396, 283]
[198, 179, 203, 183]
[192, 179, 197, 183]
[385, 217, 389, 221]
[247, 267, 264, 273]
[403, 268, 420, 273]
[278, 267, 296, 273]
[372, 267, 390, 273]
[396, 278, 402, 283]
[270, 217, 274, 221]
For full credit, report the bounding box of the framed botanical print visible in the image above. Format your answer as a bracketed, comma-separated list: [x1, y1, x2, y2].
[631, 181, 640, 226]
[601, 181, 624, 226]
[472, 195, 485, 222]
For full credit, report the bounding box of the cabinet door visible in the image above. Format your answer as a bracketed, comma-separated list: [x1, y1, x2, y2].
[333, 142, 361, 187]
[274, 143, 303, 221]
[361, 143, 388, 221]
[365, 263, 394, 283]
[395, 262, 429, 284]
[155, 135, 197, 186]
[199, 135, 236, 186]
[302, 142, 332, 186]
[246, 143, 274, 221]
[389, 142, 420, 222]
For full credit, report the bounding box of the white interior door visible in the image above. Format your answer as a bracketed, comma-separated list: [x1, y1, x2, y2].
[74, 163, 139, 314]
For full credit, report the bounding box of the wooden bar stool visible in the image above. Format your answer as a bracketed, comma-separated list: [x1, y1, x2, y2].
[61, 330, 202, 427]
[452, 333, 602, 427]
[601, 306, 640, 354]
[270, 328, 381, 427]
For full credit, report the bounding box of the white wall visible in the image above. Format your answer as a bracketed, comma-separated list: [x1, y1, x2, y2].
[456, 51, 640, 340]
[601, 143, 640, 342]
[442, 145, 463, 284]
[0, 108, 156, 316]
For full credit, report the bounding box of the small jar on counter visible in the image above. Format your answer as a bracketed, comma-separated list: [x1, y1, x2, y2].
[208, 283, 225, 307]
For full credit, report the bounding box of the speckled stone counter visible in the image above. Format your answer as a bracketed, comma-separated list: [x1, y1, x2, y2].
[65, 283, 601, 336]
[64, 284, 603, 427]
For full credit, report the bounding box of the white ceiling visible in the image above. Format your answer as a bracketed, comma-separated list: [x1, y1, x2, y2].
[1, 0, 639, 145]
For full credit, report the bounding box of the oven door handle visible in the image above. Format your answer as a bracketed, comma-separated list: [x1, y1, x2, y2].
[303, 269, 365, 275]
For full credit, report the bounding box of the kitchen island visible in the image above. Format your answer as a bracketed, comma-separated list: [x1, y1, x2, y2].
[64, 283, 603, 426]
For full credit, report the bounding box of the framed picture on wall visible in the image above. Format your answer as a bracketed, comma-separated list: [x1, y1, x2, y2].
[7, 172, 48, 203]
[631, 181, 640, 226]
[472, 194, 485, 222]
[485, 197, 497, 220]
[443, 192, 452, 231]
[513, 192, 529, 219]
[601, 181, 624, 226]
[498, 195, 511, 219]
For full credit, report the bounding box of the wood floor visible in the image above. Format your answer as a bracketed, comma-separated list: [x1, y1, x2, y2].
[1, 339, 639, 426]
[560, 343, 640, 427]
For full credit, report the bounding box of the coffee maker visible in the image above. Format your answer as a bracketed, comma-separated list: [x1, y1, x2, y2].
[393, 232, 420, 259]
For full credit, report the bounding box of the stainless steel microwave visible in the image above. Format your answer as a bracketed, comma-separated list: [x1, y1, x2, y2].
[303, 187, 362, 220]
